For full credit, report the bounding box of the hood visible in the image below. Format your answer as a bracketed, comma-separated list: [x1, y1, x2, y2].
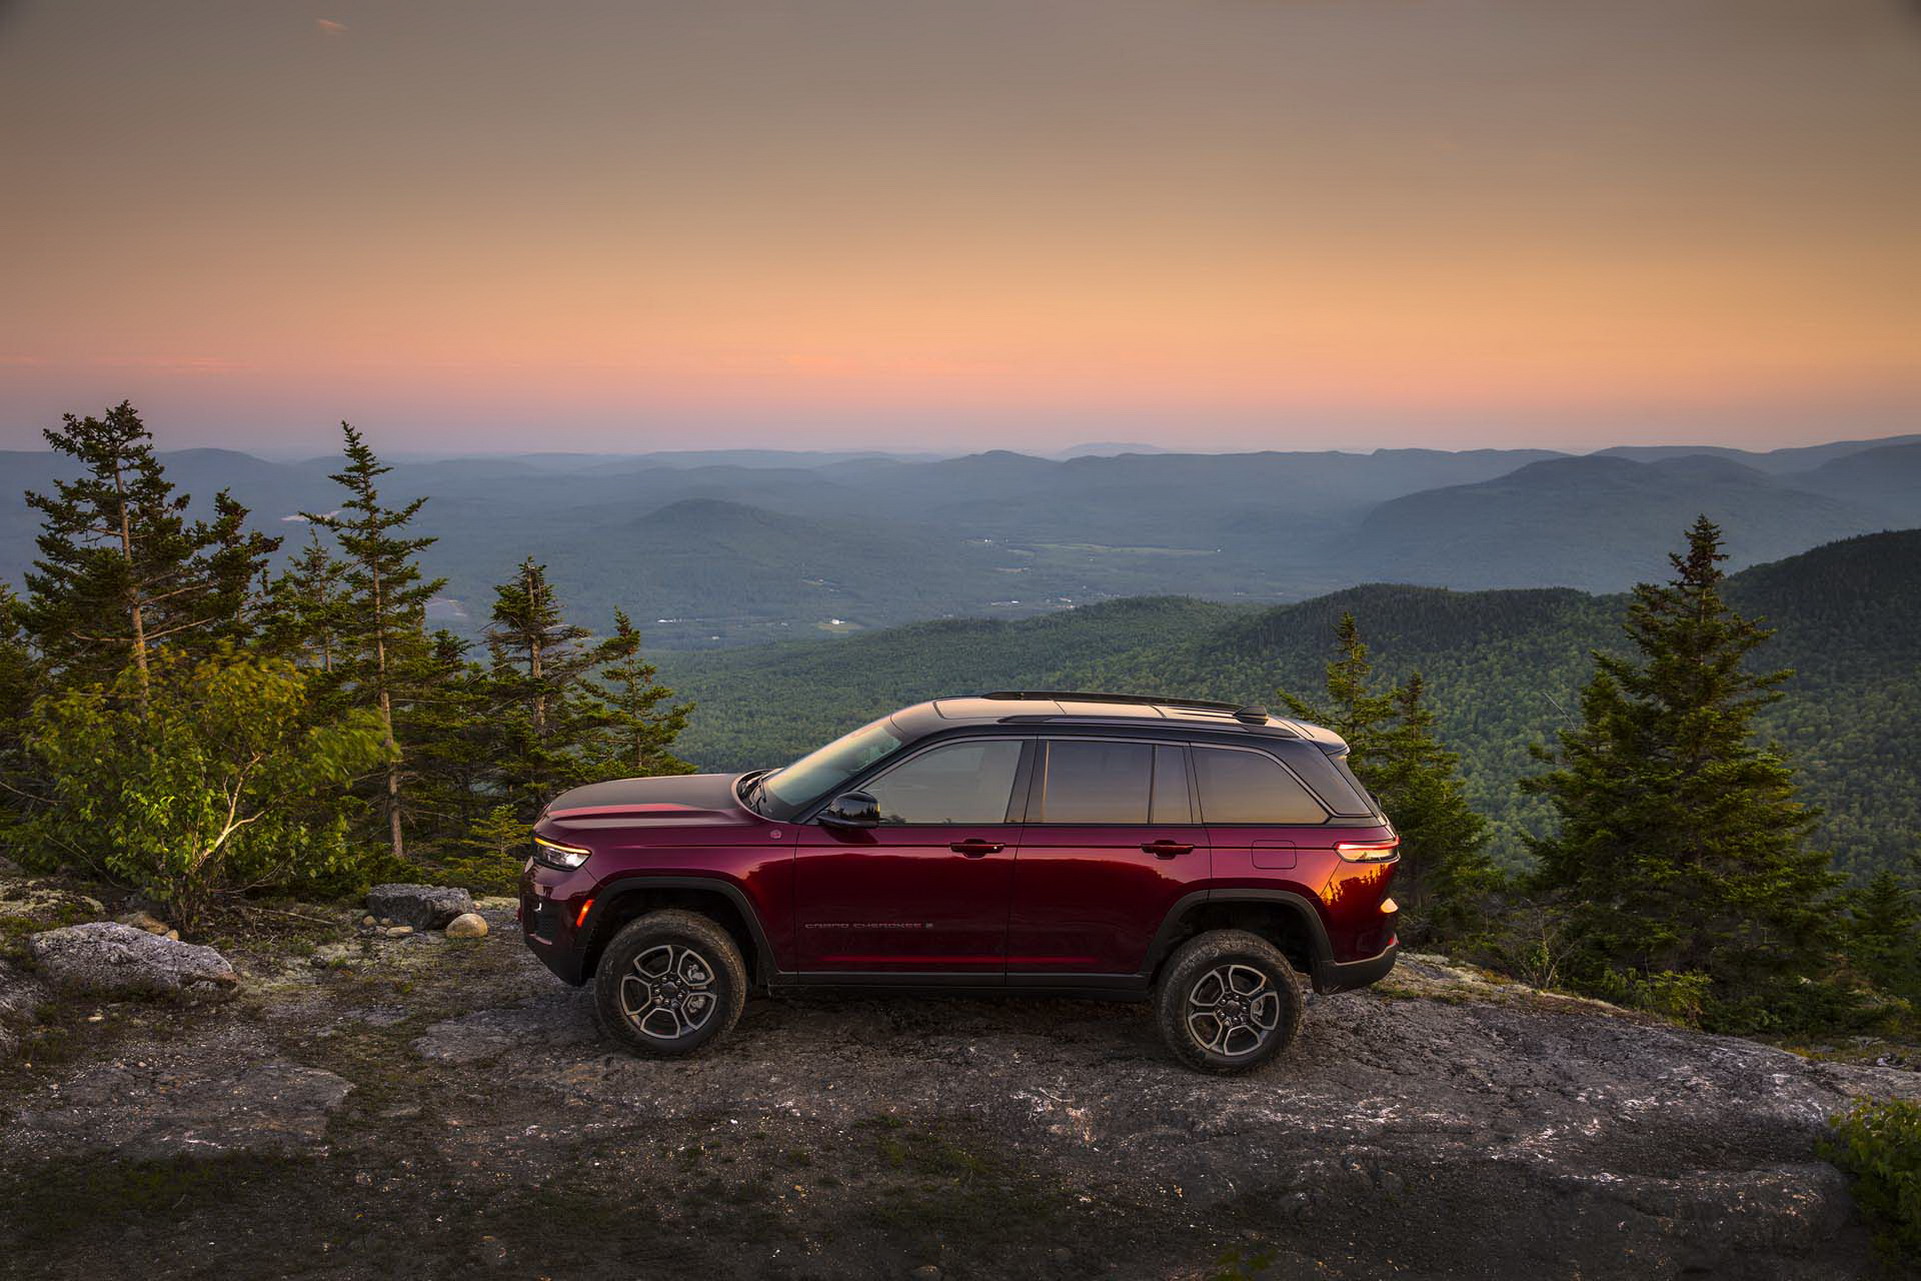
[540, 773, 748, 826]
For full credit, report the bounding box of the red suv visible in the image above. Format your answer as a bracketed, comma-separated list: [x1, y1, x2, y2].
[519, 692, 1399, 1073]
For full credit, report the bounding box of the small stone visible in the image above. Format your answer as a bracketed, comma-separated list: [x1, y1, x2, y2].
[361, 914, 376, 927]
[164, 929, 179, 941]
[443, 913, 488, 939]
[384, 925, 414, 937]
[911, 1267, 941, 1280]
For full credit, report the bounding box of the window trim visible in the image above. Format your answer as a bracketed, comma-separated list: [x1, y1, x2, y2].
[1022, 736, 1202, 827]
[1189, 742, 1332, 827]
[844, 735, 1034, 827]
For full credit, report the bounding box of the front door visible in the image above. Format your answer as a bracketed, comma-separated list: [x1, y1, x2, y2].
[1007, 738, 1210, 976]
[794, 737, 1028, 975]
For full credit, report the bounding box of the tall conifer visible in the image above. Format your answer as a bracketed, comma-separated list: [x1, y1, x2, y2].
[1524, 517, 1839, 1010]
[595, 609, 692, 778]
[1279, 612, 1495, 941]
[304, 423, 445, 858]
[21, 402, 267, 694]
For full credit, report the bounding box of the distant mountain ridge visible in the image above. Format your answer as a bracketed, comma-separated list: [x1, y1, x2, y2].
[1, 431, 1914, 647]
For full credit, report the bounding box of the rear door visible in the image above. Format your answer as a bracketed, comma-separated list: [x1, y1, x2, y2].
[794, 737, 1028, 977]
[1006, 738, 1208, 977]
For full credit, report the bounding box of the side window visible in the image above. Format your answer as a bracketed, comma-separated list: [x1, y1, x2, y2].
[1038, 740, 1152, 823]
[865, 740, 1023, 825]
[1192, 746, 1328, 825]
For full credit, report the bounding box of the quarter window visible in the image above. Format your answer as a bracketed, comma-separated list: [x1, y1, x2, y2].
[1192, 747, 1328, 824]
[865, 740, 1023, 825]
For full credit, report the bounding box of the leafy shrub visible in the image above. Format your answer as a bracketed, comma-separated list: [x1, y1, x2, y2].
[13, 649, 390, 927]
[1820, 1097, 1921, 1261]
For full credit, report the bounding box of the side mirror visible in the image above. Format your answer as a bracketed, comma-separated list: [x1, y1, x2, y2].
[819, 790, 880, 828]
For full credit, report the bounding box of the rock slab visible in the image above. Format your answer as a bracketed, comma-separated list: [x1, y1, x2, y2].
[27, 922, 237, 1000]
[367, 883, 473, 930]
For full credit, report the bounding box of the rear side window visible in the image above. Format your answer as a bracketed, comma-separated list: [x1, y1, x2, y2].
[1039, 740, 1151, 823]
[867, 739, 1024, 824]
[1034, 740, 1194, 824]
[1192, 746, 1328, 824]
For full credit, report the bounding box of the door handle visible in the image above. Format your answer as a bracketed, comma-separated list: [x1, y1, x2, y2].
[950, 839, 1004, 857]
[1141, 840, 1194, 858]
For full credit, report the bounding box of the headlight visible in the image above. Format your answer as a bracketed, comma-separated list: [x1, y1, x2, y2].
[533, 835, 592, 870]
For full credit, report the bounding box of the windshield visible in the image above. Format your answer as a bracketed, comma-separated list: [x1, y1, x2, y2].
[756, 717, 907, 819]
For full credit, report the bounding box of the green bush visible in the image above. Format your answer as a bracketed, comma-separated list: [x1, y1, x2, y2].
[14, 649, 390, 927]
[1820, 1097, 1921, 1261]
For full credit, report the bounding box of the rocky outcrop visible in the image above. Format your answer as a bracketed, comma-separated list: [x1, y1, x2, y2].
[27, 922, 238, 1000]
[366, 883, 473, 931]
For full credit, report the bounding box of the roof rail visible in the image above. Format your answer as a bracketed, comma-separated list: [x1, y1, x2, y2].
[981, 690, 1254, 715]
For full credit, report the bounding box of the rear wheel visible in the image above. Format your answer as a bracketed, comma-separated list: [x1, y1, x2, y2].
[1155, 929, 1304, 1074]
[593, 909, 748, 1057]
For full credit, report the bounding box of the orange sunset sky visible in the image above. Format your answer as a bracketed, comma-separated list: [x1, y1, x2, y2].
[2, 0, 1918, 454]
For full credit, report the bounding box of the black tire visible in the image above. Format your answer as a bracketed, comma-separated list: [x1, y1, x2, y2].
[593, 909, 748, 1057]
[1155, 929, 1305, 1074]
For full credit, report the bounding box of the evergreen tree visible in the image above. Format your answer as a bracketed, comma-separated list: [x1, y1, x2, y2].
[0, 585, 46, 822]
[481, 560, 619, 818]
[304, 423, 445, 858]
[1844, 864, 1920, 1001]
[20, 402, 238, 695]
[1276, 612, 1395, 777]
[194, 489, 281, 650]
[1278, 612, 1495, 941]
[1370, 674, 1499, 938]
[594, 609, 693, 778]
[406, 630, 494, 844]
[259, 529, 354, 673]
[1524, 517, 1840, 1018]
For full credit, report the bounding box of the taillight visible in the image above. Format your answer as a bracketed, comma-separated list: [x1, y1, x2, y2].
[1336, 836, 1400, 863]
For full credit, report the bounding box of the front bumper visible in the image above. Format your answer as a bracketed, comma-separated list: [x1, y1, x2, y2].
[519, 861, 596, 986]
[1312, 939, 1399, 994]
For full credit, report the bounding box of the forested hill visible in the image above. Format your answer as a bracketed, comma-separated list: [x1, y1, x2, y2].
[661, 529, 1921, 878]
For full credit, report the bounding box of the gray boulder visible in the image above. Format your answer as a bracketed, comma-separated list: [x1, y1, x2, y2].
[27, 922, 238, 1001]
[366, 883, 473, 930]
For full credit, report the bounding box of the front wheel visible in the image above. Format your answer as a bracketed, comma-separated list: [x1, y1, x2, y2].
[593, 909, 748, 1057]
[1155, 929, 1305, 1074]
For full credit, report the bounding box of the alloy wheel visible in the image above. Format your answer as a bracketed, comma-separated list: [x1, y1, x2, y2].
[619, 943, 719, 1040]
[1186, 963, 1281, 1058]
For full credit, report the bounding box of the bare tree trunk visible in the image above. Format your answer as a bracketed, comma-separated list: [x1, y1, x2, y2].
[112, 456, 150, 701]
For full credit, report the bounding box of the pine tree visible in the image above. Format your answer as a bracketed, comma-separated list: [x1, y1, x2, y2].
[259, 529, 354, 674]
[0, 585, 46, 822]
[406, 630, 495, 844]
[1278, 613, 1495, 942]
[20, 402, 242, 695]
[1844, 865, 1919, 1000]
[304, 423, 445, 859]
[481, 560, 623, 818]
[194, 489, 281, 650]
[1370, 674, 1499, 938]
[1277, 612, 1395, 778]
[594, 609, 692, 778]
[1524, 517, 1840, 1016]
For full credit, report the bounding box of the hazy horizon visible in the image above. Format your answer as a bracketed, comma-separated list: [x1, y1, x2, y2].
[4, 0, 1918, 454]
